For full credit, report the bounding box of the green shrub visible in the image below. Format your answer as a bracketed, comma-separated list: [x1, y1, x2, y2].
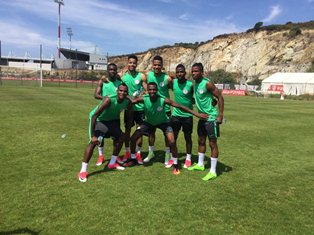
[247, 77, 262, 86]
[307, 60, 314, 72]
[289, 27, 302, 37]
[207, 69, 237, 85]
[254, 21, 263, 31]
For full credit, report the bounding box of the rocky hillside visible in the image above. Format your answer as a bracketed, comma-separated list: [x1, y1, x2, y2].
[109, 22, 314, 81]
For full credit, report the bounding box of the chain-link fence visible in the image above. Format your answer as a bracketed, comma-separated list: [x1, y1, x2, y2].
[0, 66, 101, 88]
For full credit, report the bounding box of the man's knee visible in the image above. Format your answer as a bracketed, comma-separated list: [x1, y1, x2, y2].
[131, 130, 142, 142]
[209, 139, 218, 149]
[184, 133, 192, 142]
[198, 136, 206, 146]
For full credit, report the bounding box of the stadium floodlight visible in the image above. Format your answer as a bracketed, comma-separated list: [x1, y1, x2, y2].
[54, 0, 64, 59]
[67, 27, 73, 50]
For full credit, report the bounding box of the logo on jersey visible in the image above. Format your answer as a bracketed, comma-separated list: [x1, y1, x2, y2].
[132, 91, 139, 97]
[199, 89, 204, 94]
[157, 106, 163, 112]
[135, 79, 140, 85]
[159, 81, 165, 87]
[183, 88, 188, 94]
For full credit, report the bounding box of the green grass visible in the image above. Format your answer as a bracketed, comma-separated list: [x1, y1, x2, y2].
[0, 86, 313, 234]
[0, 78, 98, 89]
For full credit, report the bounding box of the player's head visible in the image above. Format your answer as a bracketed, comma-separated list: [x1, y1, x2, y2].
[107, 63, 118, 78]
[127, 54, 138, 72]
[152, 55, 163, 74]
[176, 64, 186, 80]
[117, 83, 129, 100]
[191, 63, 203, 80]
[147, 82, 158, 98]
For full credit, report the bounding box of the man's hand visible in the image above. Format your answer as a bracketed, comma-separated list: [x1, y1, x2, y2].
[198, 113, 209, 120]
[216, 115, 223, 124]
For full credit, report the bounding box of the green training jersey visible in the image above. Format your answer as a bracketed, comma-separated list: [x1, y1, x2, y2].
[147, 71, 171, 112]
[122, 71, 144, 111]
[194, 77, 218, 121]
[143, 94, 169, 125]
[101, 78, 122, 96]
[172, 79, 193, 117]
[90, 94, 129, 121]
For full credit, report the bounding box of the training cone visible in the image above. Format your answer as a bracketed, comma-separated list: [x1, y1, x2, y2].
[280, 91, 285, 100]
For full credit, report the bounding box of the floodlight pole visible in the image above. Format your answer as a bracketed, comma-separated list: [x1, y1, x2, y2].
[75, 49, 78, 88]
[67, 27, 73, 50]
[55, 0, 64, 59]
[40, 44, 43, 88]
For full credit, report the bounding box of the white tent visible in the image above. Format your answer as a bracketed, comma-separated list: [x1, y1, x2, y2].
[262, 73, 314, 96]
[305, 77, 314, 95]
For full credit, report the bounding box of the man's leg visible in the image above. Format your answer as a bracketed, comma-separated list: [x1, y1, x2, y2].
[134, 111, 145, 158]
[125, 129, 144, 166]
[188, 120, 206, 171]
[136, 132, 143, 157]
[166, 131, 180, 175]
[144, 127, 155, 163]
[164, 136, 171, 164]
[122, 128, 131, 161]
[183, 132, 192, 168]
[122, 110, 132, 162]
[108, 134, 125, 170]
[95, 121, 109, 166]
[182, 117, 193, 168]
[79, 143, 97, 182]
[202, 121, 220, 181]
[164, 130, 178, 168]
[96, 139, 105, 166]
[148, 131, 155, 158]
[164, 111, 172, 163]
[187, 135, 206, 171]
[134, 111, 145, 159]
[202, 138, 218, 181]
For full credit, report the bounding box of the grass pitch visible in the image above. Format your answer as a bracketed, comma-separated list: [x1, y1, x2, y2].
[0, 86, 313, 234]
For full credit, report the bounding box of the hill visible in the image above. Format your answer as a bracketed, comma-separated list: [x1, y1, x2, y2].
[109, 21, 314, 81]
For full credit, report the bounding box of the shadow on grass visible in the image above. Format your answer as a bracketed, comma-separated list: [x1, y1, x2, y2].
[216, 161, 233, 176]
[86, 151, 232, 179]
[0, 228, 40, 235]
[142, 150, 166, 166]
[190, 153, 233, 176]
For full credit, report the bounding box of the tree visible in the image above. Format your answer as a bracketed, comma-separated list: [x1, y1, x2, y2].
[208, 69, 237, 85]
[254, 22, 263, 31]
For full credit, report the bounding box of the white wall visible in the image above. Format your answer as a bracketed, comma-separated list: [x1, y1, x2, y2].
[8, 61, 52, 71]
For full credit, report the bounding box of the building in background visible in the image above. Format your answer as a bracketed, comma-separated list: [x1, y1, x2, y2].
[57, 48, 107, 70]
[0, 48, 107, 71]
[0, 55, 53, 71]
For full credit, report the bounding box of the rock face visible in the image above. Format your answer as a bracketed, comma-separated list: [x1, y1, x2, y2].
[109, 26, 314, 81]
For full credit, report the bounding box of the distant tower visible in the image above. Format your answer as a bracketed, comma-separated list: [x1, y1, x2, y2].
[67, 27, 73, 50]
[54, 0, 64, 59]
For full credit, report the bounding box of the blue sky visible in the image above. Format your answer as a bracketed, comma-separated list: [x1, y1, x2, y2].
[0, 0, 313, 58]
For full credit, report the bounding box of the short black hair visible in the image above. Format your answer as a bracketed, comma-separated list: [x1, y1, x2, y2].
[148, 82, 158, 88]
[108, 63, 117, 68]
[118, 82, 128, 90]
[152, 55, 163, 64]
[176, 64, 185, 70]
[192, 63, 203, 72]
[128, 54, 138, 61]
